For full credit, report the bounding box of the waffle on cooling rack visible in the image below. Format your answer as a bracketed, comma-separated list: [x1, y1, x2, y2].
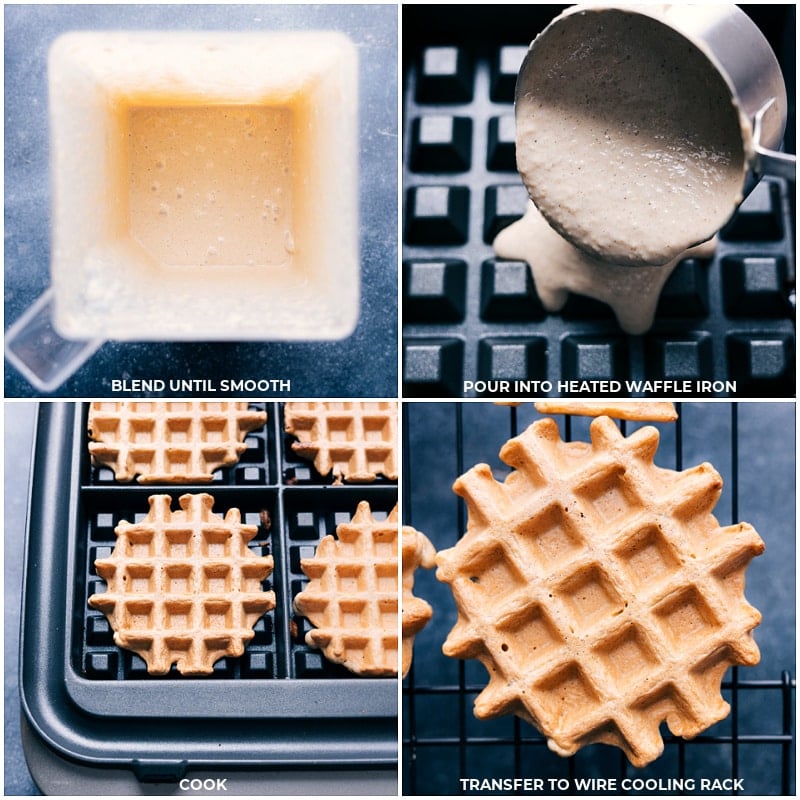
[534, 401, 678, 422]
[436, 415, 764, 766]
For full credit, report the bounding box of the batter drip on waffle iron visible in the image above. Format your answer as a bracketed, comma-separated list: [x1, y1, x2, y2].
[294, 501, 399, 676]
[436, 415, 764, 767]
[284, 402, 397, 483]
[88, 401, 266, 483]
[88, 493, 275, 675]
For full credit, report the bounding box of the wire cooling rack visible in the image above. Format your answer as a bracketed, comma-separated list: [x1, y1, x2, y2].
[402, 402, 795, 795]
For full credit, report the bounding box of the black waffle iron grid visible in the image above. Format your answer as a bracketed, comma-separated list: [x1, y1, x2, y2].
[79, 402, 398, 682]
[402, 402, 795, 796]
[20, 402, 397, 778]
[401, 5, 796, 398]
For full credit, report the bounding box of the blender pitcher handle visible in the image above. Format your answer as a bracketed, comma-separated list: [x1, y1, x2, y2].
[753, 99, 796, 182]
[4, 288, 103, 392]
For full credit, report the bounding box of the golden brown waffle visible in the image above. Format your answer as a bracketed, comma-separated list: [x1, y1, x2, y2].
[535, 401, 678, 422]
[88, 401, 267, 483]
[284, 402, 397, 483]
[88, 493, 275, 675]
[401, 525, 436, 678]
[294, 502, 399, 676]
[437, 416, 764, 767]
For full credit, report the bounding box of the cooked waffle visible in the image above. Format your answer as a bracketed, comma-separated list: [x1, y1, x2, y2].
[294, 501, 399, 676]
[88, 493, 275, 675]
[402, 525, 436, 678]
[436, 415, 764, 767]
[284, 402, 397, 483]
[88, 401, 267, 483]
[535, 401, 677, 422]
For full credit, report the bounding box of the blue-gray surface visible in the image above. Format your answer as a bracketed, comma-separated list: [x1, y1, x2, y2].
[4, 402, 39, 795]
[4, 4, 397, 398]
[404, 402, 796, 796]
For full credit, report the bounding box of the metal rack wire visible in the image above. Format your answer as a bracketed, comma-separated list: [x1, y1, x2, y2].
[402, 402, 795, 795]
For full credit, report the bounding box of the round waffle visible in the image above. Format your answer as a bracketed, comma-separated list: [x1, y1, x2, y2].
[88, 493, 275, 675]
[284, 402, 397, 483]
[402, 525, 436, 678]
[294, 502, 399, 676]
[88, 401, 267, 483]
[436, 415, 765, 767]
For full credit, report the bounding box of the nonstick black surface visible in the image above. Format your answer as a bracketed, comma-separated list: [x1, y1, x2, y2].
[402, 5, 796, 398]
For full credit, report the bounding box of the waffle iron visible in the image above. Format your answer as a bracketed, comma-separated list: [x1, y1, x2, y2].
[19, 402, 397, 794]
[401, 5, 796, 398]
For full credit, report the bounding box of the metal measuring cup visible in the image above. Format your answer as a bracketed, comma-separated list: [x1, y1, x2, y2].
[514, 3, 794, 265]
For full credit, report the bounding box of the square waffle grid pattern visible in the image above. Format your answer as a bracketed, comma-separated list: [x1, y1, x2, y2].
[79, 402, 398, 681]
[295, 502, 399, 675]
[88, 493, 275, 676]
[401, 7, 796, 398]
[284, 401, 398, 482]
[402, 402, 795, 795]
[439, 415, 763, 768]
[87, 401, 267, 483]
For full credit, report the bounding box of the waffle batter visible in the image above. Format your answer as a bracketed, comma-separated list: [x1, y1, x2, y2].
[128, 103, 294, 268]
[494, 201, 715, 334]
